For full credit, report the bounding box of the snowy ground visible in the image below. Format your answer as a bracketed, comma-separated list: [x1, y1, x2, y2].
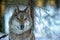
[34, 6, 60, 40]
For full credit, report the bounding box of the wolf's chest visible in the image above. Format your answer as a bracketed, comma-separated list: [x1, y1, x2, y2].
[10, 29, 34, 40]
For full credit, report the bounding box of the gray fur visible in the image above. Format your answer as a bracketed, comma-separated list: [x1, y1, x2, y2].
[9, 6, 34, 40]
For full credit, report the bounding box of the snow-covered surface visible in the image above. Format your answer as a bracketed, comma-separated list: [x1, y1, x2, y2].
[0, 32, 9, 40]
[0, 35, 9, 40]
[34, 5, 60, 40]
[4, 6, 14, 34]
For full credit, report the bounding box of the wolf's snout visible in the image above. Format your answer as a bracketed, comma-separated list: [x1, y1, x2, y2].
[20, 25, 24, 30]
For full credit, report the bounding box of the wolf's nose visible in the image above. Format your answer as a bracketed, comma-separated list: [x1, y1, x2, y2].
[20, 25, 24, 30]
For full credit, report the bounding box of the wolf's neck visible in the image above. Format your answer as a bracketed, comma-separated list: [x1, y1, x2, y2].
[10, 29, 33, 40]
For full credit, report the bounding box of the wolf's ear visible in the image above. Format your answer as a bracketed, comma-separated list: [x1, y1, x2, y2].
[14, 6, 19, 13]
[24, 7, 31, 16]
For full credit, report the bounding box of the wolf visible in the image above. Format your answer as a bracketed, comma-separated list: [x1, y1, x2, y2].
[9, 6, 34, 40]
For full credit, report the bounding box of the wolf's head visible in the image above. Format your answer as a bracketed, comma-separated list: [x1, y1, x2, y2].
[9, 6, 32, 34]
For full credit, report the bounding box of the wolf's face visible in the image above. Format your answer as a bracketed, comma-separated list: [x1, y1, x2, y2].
[9, 6, 32, 34]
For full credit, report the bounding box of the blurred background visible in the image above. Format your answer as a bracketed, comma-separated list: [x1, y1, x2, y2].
[0, 0, 60, 40]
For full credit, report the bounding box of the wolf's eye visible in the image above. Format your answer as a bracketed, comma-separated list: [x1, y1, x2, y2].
[17, 17, 18, 19]
[17, 17, 20, 20]
[24, 18, 27, 20]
